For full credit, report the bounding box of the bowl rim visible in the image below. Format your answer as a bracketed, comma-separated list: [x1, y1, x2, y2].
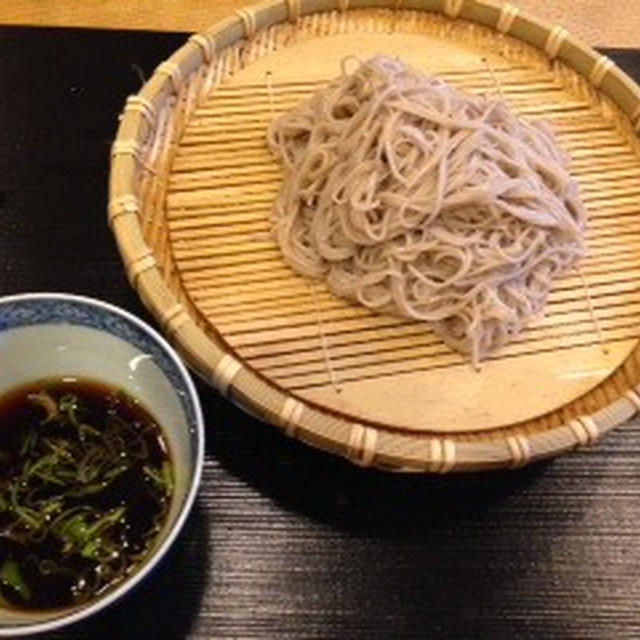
[0, 291, 205, 636]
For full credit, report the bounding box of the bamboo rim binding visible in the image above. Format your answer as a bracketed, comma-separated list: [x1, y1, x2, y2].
[109, 0, 640, 472]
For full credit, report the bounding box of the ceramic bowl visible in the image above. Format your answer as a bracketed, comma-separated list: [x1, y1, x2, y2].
[0, 292, 204, 635]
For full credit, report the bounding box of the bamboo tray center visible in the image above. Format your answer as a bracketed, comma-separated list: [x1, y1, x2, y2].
[165, 22, 640, 434]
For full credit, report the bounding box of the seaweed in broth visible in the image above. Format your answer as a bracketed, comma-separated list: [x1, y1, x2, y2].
[0, 379, 173, 610]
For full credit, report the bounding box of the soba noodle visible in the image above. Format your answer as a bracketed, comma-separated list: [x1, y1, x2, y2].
[267, 56, 587, 366]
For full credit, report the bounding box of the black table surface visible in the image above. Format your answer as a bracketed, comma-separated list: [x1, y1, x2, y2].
[1, 25, 640, 639]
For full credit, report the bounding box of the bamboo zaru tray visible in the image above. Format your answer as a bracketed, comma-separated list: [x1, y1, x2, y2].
[109, 0, 640, 472]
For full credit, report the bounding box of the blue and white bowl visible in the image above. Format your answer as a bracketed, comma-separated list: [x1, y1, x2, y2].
[0, 292, 204, 635]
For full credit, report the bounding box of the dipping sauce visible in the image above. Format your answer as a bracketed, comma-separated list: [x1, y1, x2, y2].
[0, 379, 173, 610]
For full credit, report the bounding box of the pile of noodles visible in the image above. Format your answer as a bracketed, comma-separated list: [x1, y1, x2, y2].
[267, 56, 587, 366]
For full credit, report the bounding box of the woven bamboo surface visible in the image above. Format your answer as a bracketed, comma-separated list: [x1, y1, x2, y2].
[110, 0, 640, 472]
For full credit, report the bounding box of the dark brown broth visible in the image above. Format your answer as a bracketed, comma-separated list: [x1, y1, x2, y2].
[0, 379, 173, 611]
